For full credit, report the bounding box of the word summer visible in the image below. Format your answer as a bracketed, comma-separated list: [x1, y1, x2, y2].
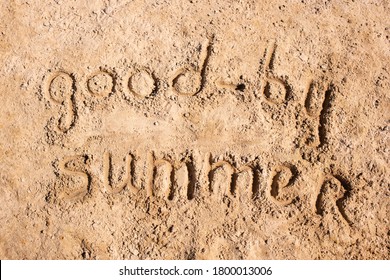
[56, 150, 349, 212]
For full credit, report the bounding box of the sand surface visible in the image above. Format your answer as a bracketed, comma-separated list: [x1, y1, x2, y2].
[0, 0, 389, 259]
